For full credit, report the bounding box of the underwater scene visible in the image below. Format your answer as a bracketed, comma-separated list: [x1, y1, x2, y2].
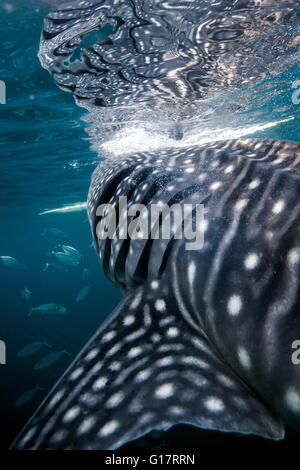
[0, 0, 299, 452]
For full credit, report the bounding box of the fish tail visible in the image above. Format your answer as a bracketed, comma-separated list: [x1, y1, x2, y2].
[28, 307, 34, 317]
[43, 263, 49, 272]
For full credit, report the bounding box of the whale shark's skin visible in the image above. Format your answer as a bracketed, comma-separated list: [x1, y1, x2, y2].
[11, 0, 300, 450]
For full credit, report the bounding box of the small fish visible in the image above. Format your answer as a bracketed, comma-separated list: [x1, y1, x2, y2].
[53, 252, 81, 267]
[14, 386, 43, 407]
[21, 287, 31, 302]
[61, 245, 83, 261]
[17, 341, 51, 358]
[82, 267, 90, 281]
[42, 227, 68, 240]
[33, 350, 71, 370]
[40, 203, 87, 215]
[43, 262, 69, 274]
[0, 256, 25, 270]
[76, 286, 89, 303]
[29, 304, 67, 317]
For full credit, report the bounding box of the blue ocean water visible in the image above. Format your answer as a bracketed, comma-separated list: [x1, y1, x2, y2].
[0, 0, 299, 450]
[0, 0, 121, 449]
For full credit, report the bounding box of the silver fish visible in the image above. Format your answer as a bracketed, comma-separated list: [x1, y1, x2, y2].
[21, 287, 31, 302]
[0, 256, 25, 270]
[14, 386, 43, 407]
[33, 350, 71, 370]
[60, 245, 82, 261]
[52, 252, 81, 267]
[17, 341, 51, 358]
[29, 304, 67, 317]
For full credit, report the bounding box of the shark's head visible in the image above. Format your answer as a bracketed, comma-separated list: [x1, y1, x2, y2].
[11, 0, 300, 450]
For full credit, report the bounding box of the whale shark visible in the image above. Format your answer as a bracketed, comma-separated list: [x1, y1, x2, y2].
[11, 0, 300, 450]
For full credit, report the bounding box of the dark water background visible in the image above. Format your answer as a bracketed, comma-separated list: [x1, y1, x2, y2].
[0, 0, 299, 451]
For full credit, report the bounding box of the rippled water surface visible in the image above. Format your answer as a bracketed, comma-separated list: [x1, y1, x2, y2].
[0, 0, 299, 450]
